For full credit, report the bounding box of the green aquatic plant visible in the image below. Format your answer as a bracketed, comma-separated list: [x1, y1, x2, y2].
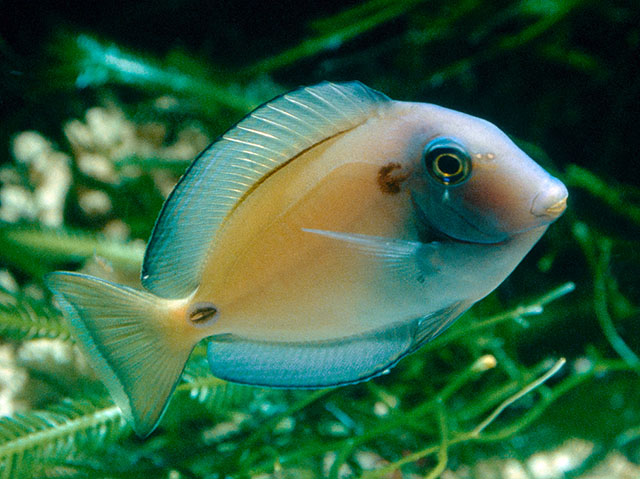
[0, 229, 631, 478]
[0, 287, 70, 341]
[0, 282, 578, 478]
[1, 0, 639, 477]
[0, 225, 143, 279]
[0, 398, 126, 479]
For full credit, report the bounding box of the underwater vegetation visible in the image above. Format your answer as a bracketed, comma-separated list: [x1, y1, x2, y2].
[0, 0, 639, 477]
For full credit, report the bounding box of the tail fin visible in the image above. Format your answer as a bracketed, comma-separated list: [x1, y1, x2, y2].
[47, 272, 192, 437]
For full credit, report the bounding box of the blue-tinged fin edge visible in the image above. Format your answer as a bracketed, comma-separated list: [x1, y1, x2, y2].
[206, 302, 467, 388]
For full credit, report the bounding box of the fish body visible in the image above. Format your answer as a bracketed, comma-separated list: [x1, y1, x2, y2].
[48, 82, 567, 436]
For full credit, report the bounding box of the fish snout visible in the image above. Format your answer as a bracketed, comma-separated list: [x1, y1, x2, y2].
[530, 178, 568, 220]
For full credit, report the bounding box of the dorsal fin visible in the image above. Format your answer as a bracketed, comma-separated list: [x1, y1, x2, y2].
[142, 81, 391, 298]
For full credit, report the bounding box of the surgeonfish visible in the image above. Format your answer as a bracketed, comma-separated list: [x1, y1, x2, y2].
[48, 81, 568, 437]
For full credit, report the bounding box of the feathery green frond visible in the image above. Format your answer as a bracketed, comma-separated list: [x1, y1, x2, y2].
[0, 288, 70, 341]
[0, 399, 126, 479]
[180, 358, 256, 413]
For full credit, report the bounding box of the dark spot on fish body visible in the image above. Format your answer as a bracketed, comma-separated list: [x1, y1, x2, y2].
[378, 162, 410, 194]
[188, 302, 218, 327]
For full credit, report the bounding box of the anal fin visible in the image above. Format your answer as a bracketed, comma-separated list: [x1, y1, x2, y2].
[206, 322, 415, 388]
[206, 301, 470, 388]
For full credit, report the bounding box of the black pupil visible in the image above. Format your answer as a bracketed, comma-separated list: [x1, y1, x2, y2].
[437, 153, 461, 176]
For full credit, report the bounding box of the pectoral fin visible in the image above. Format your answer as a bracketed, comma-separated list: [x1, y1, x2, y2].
[302, 228, 441, 282]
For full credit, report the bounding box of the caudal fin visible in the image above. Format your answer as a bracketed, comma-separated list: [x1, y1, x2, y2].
[47, 272, 192, 437]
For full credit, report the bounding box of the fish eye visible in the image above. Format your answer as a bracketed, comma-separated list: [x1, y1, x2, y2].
[423, 138, 471, 186]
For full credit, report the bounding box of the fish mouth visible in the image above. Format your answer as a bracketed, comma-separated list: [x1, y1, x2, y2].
[530, 178, 569, 220]
[532, 196, 567, 219]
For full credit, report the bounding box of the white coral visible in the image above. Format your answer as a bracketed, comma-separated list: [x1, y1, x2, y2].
[1, 132, 71, 226]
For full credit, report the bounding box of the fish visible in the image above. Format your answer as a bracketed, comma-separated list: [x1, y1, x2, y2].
[47, 81, 568, 437]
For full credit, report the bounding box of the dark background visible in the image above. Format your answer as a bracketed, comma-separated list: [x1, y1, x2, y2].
[2, 0, 639, 185]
